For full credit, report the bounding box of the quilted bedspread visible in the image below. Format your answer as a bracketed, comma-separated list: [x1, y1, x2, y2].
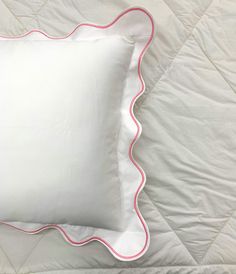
[0, 0, 236, 273]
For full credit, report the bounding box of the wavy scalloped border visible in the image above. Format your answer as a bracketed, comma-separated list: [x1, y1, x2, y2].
[0, 7, 154, 261]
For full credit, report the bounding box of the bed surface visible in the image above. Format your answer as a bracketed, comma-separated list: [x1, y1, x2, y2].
[0, 0, 236, 273]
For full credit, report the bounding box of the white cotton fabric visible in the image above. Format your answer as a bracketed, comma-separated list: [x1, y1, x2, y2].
[0, 37, 134, 230]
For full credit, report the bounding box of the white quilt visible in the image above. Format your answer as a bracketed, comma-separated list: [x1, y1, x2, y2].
[0, 0, 236, 273]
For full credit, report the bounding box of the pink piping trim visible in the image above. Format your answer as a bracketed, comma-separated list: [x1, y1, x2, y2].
[0, 7, 154, 260]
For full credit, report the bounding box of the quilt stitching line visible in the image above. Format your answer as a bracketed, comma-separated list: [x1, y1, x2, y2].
[160, 0, 236, 263]
[138, 0, 214, 109]
[0, 243, 16, 273]
[192, 34, 236, 95]
[0, 0, 27, 32]
[200, 210, 236, 264]
[143, 191, 198, 265]
[26, 0, 49, 30]
[4, 0, 49, 32]
[162, 0, 236, 96]
[162, 0, 213, 30]
[35, 0, 49, 14]
[17, 234, 47, 273]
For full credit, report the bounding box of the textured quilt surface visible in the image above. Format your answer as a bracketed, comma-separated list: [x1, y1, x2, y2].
[0, 0, 236, 273]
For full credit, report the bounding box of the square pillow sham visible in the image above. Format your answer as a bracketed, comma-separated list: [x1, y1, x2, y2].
[0, 7, 154, 261]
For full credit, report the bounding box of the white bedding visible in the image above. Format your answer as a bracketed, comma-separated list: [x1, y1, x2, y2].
[0, 0, 236, 273]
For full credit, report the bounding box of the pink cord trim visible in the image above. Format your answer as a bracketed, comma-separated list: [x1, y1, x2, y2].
[0, 7, 154, 260]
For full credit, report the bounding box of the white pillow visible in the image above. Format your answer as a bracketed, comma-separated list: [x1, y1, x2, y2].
[0, 37, 133, 231]
[0, 8, 154, 261]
